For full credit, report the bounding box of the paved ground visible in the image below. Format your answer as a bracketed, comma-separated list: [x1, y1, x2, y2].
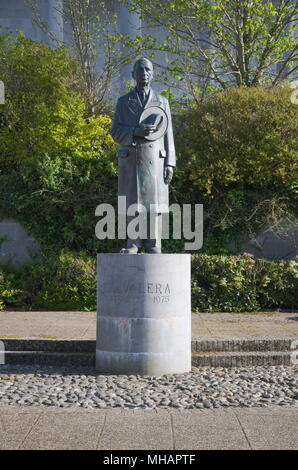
[1, 310, 297, 340]
[0, 311, 297, 450]
[0, 407, 297, 450]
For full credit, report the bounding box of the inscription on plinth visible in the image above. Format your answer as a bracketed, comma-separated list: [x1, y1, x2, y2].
[96, 254, 191, 375]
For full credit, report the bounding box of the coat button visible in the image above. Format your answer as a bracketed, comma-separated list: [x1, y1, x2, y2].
[149, 144, 153, 148]
[149, 160, 153, 164]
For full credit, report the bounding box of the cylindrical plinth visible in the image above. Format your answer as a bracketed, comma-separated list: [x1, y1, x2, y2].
[96, 254, 191, 375]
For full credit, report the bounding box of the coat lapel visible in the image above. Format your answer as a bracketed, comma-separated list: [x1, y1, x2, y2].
[127, 89, 142, 115]
[145, 89, 163, 109]
[127, 88, 164, 119]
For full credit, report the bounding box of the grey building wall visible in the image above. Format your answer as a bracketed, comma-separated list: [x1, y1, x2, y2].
[0, 0, 142, 91]
[0, 0, 64, 43]
[0, 0, 175, 92]
[0, 0, 40, 40]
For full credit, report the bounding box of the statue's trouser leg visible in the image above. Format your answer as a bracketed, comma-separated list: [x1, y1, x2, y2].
[143, 212, 162, 250]
[125, 215, 142, 249]
[124, 213, 162, 250]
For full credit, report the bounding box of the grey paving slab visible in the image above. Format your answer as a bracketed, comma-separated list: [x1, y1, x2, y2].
[82, 323, 97, 339]
[19, 410, 106, 450]
[0, 439, 25, 450]
[235, 409, 298, 450]
[1, 311, 298, 342]
[97, 409, 173, 450]
[0, 409, 42, 450]
[0, 408, 297, 450]
[171, 409, 251, 450]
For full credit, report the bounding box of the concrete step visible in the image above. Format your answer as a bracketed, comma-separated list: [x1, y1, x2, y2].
[192, 339, 294, 352]
[192, 351, 292, 367]
[2, 351, 95, 366]
[0, 338, 295, 368]
[0, 350, 294, 368]
[0, 338, 295, 353]
[0, 339, 95, 353]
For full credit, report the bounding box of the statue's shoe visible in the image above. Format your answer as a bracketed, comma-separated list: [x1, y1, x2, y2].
[148, 247, 161, 254]
[120, 246, 139, 254]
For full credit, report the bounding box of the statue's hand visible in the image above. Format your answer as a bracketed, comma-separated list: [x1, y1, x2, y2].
[134, 123, 156, 137]
[164, 165, 174, 184]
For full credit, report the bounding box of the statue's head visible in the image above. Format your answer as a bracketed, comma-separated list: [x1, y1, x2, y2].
[132, 58, 154, 88]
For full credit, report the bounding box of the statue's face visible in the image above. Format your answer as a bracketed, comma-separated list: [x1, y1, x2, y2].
[132, 60, 153, 88]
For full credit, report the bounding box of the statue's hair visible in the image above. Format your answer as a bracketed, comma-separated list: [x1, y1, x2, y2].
[133, 58, 153, 74]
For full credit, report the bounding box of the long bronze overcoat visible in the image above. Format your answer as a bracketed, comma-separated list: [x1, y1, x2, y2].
[111, 87, 176, 213]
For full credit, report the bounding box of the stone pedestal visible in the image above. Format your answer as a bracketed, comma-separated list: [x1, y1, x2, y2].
[96, 254, 191, 375]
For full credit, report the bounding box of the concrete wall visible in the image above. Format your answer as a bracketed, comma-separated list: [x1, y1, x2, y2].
[0, 219, 40, 268]
[0, 0, 41, 41]
[0, 0, 64, 43]
[0, 217, 297, 268]
[229, 221, 298, 260]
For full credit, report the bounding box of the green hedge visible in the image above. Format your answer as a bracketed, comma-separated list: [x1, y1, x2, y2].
[192, 253, 298, 312]
[173, 84, 298, 254]
[1, 253, 297, 312]
[0, 252, 96, 311]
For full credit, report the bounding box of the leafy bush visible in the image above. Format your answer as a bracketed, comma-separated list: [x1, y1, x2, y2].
[256, 257, 298, 309]
[0, 33, 117, 253]
[192, 253, 260, 312]
[192, 253, 298, 312]
[0, 271, 23, 310]
[0, 251, 96, 311]
[0, 253, 297, 312]
[173, 85, 298, 253]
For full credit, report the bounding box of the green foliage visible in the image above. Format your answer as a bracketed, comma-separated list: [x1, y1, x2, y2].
[0, 33, 118, 253]
[192, 254, 298, 312]
[1, 253, 297, 312]
[125, 0, 298, 101]
[173, 85, 298, 253]
[0, 33, 116, 168]
[0, 251, 96, 311]
[0, 271, 23, 310]
[192, 254, 260, 312]
[177, 85, 297, 193]
[256, 257, 298, 309]
[25, 0, 129, 114]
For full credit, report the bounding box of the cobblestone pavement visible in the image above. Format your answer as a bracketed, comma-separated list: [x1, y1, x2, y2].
[0, 365, 296, 410]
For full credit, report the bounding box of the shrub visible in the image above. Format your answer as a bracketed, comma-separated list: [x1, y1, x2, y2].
[192, 253, 260, 312]
[0, 270, 23, 310]
[174, 85, 298, 253]
[0, 251, 96, 311]
[0, 33, 117, 253]
[255, 257, 298, 309]
[191, 254, 298, 312]
[0, 253, 297, 312]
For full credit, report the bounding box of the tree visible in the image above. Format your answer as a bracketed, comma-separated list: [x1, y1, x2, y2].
[25, 0, 130, 114]
[125, 0, 298, 103]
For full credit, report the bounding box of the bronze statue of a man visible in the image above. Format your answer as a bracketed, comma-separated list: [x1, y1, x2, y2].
[111, 58, 176, 253]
